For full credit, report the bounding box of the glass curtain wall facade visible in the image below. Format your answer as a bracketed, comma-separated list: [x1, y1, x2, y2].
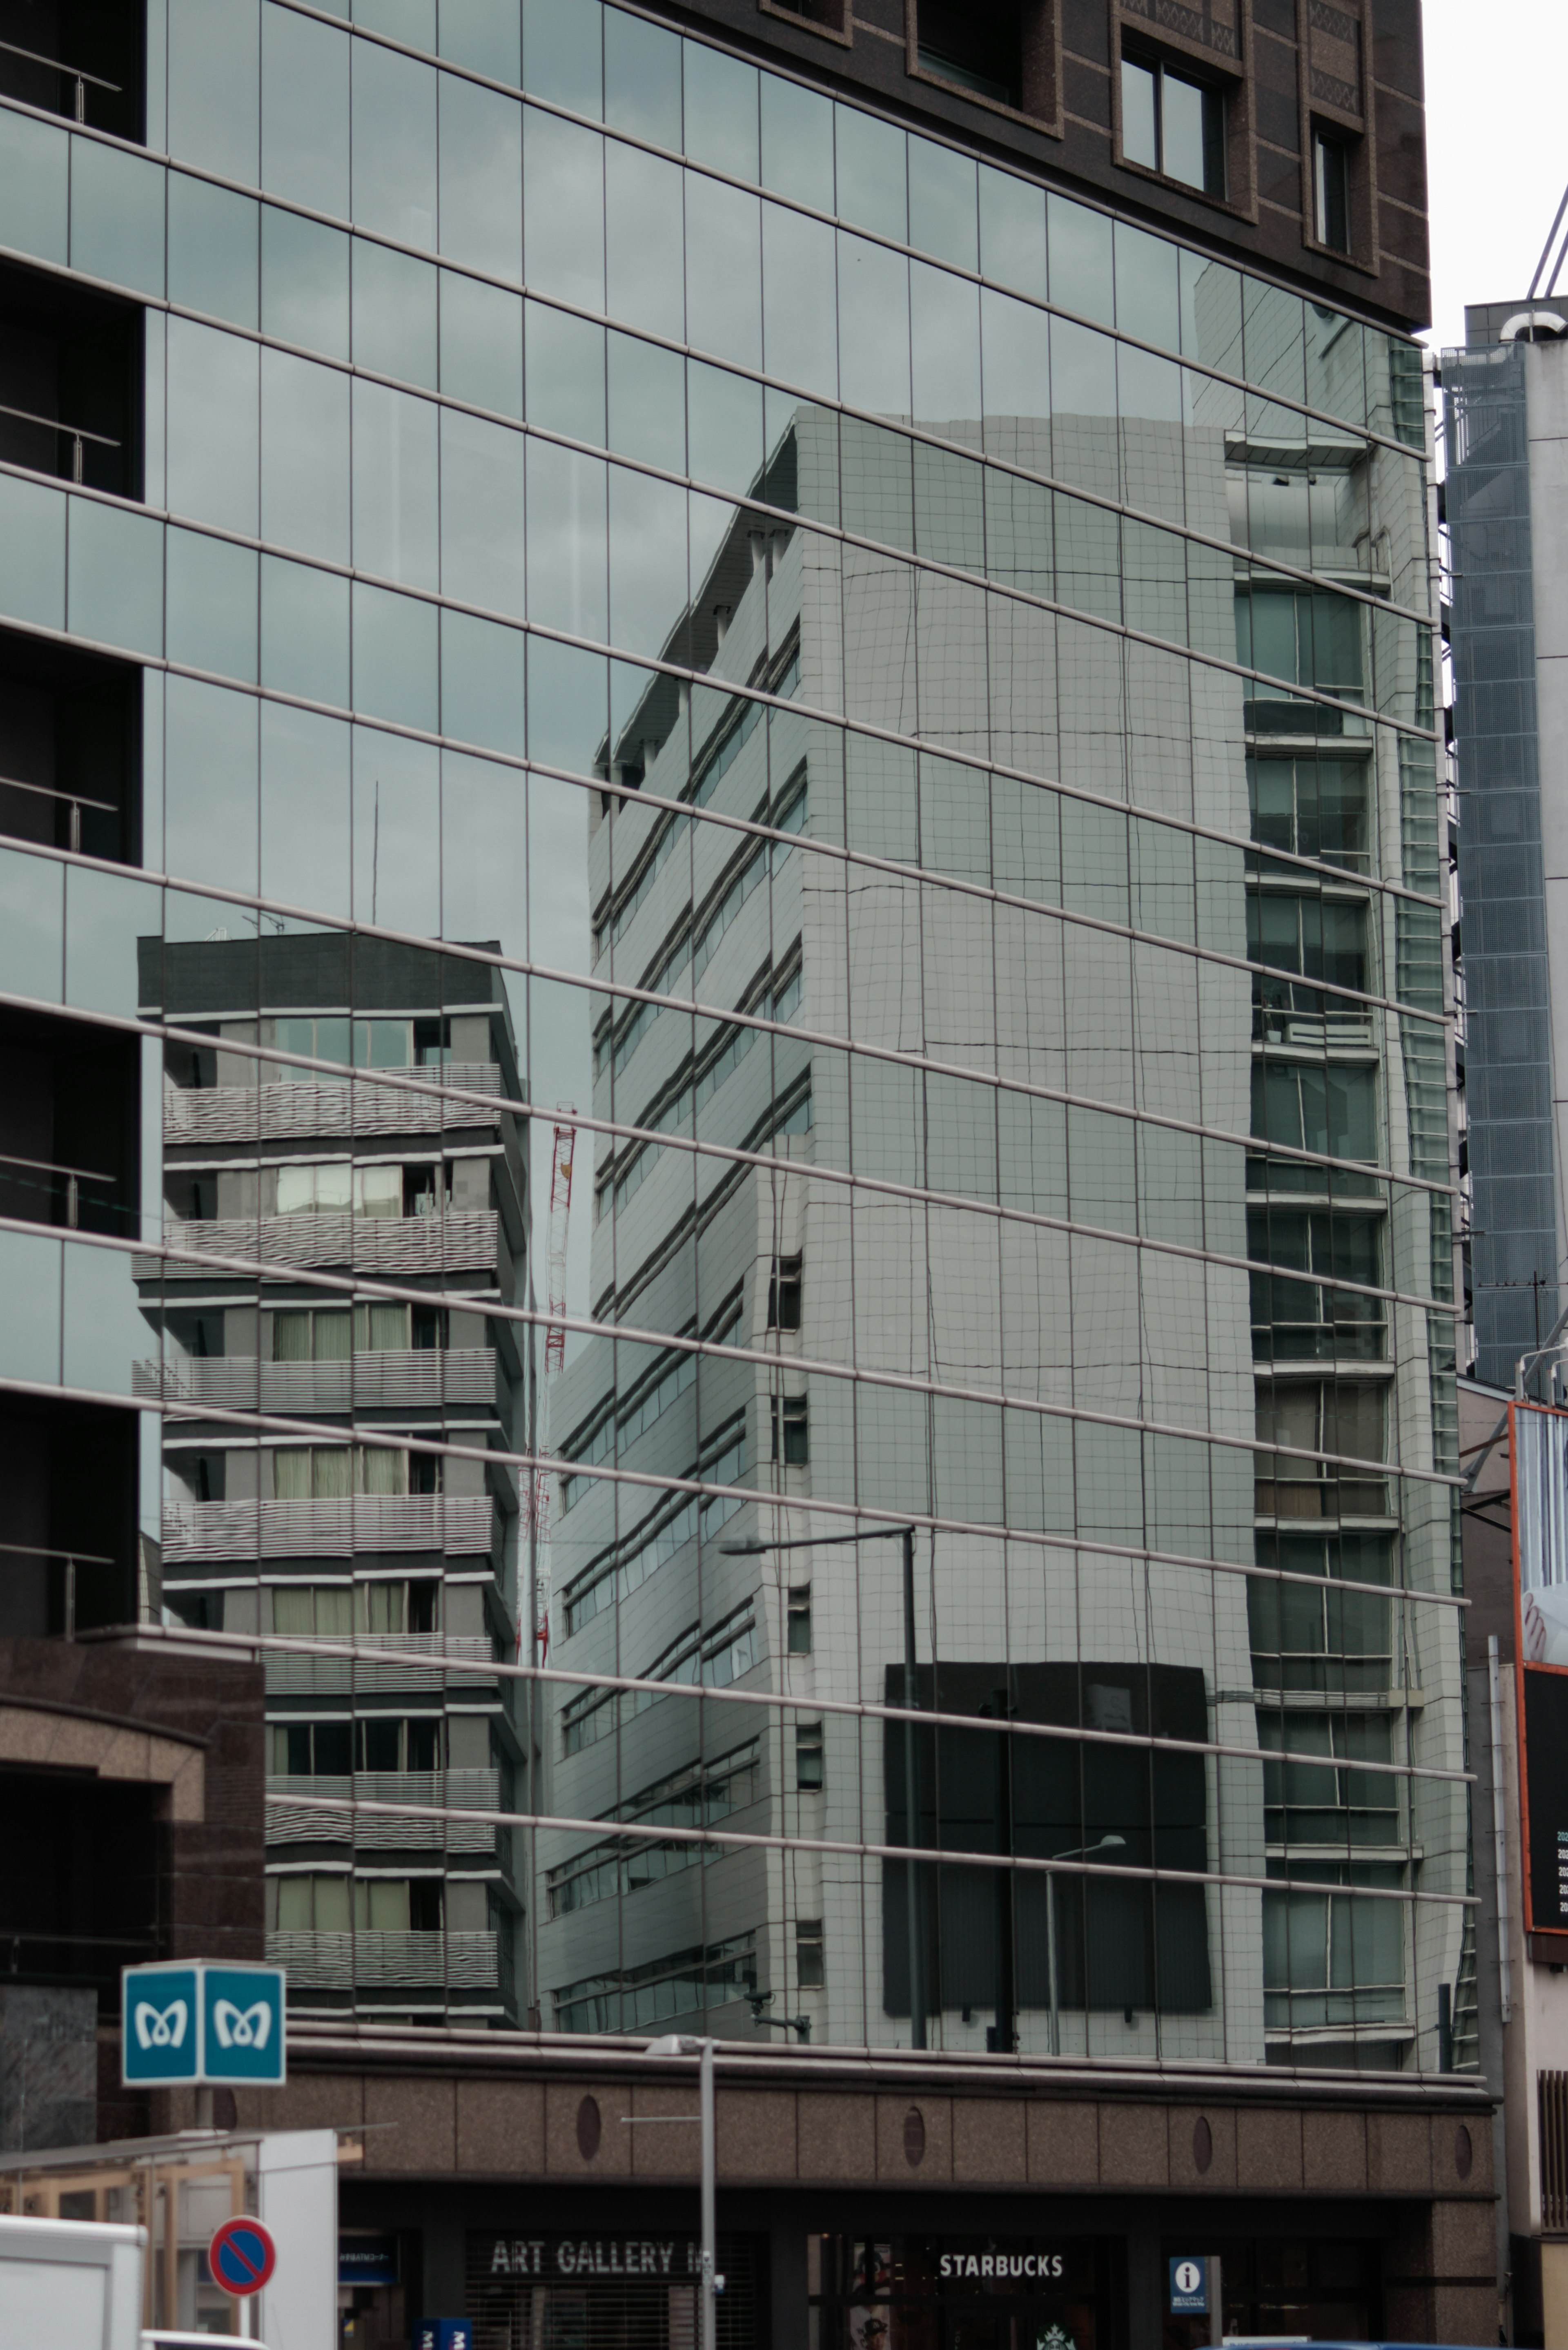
[1443, 321, 1559, 1391]
[0, 0, 1465, 2064]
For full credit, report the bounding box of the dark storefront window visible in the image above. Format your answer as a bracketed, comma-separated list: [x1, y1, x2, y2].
[810, 2233, 1122, 2350]
[1160, 2235, 1380, 2350]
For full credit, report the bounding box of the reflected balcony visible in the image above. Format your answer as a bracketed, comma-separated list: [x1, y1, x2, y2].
[1252, 1005, 1377, 1050]
[161, 1493, 500, 1565]
[265, 1929, 498, 1991]
[265, 1768, 501, 1855]
[134, 1206, 499, 1281]
[134, 1347, 501, 1412]
[1263, 2009, 1412, 2056]
[1252, 1475, 1392, 1523]
[260, 1631, 497, 1699]
[1249, 1298, 1388, 1365]
[162, 1065, 502, 1146]
[1250, 1648, 1396, 1698]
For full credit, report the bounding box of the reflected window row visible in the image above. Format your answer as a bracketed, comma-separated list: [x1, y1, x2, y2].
[109, 1334, 1458, 1583]
[140, 329, 1437, 725]
[145, 275, 1432, 631]
[143, 1496, 1457, 1692]
[0, 503, 1438, 894]
[110, 213, 1432, 639]
[150, 0, 1421, 449]
[531, 1392, 1454, 1572]
[131, 1274, 1449, 1486]
[0, 858, 1462, 1249]
[0, 617, 1446, 1017]
[533, 1868, 1452, 2051]
[127, 1156, 1449, 1400]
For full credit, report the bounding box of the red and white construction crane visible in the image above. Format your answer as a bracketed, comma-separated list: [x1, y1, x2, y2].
[522, 1113, 576, 1659]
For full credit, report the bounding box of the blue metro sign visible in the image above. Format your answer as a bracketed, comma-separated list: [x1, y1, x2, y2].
[122, 1960, 287, 2087]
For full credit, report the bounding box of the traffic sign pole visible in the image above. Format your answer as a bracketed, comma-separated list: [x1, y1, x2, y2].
[1209, 2256, 1223, 2348]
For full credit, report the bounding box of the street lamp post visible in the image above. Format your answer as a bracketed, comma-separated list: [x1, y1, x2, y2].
[1044, 1835, 1126, 2055]
[1516, 1329, 1568, 1401]
[723, 1524, 927, 2049]
[638, 2035, 721, 2350]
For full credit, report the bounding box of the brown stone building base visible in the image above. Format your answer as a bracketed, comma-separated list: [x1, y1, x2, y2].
[196, 2030, 1500, 2346]
[0, 1632, 265, 2148]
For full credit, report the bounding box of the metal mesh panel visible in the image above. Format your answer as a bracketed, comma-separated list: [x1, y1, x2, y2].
[1542, 2072, 1568, 2230]
[466, 2231, 764, 2350]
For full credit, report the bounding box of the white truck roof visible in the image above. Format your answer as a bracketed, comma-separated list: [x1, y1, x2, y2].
[0, 2210, 146, 2350]
[142, 2334, 268, 2349]
[0, 2214, 271, 2350]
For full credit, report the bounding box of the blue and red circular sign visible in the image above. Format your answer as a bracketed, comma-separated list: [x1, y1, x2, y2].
[209, 2215, 277, 2296]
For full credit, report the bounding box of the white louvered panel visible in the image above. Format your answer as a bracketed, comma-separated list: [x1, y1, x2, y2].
[266, 1930, 497, 1988]
[133, 1208, 497, 1280]
[267, 1796, 354, 1844]
[163, 1494, 496, 1563]
[263, 1634, 496, 1697]
[265, 1769, 499, 1853]
[443, 1933, 501, 1987]
[267, 1931, 355, 1988]
[133, 1349, 498, 1410]
[163, 1066, 503, 1143]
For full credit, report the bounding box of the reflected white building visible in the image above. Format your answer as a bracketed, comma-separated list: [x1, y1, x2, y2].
[537, 357, 1460, 2072]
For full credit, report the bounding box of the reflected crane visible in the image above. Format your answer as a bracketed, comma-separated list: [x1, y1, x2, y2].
[521, 1113, 576, 1659]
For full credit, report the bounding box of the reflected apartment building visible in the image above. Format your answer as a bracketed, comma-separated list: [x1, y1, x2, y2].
[0, 0, 1488, 2325]
[132, 934, 526, 2022]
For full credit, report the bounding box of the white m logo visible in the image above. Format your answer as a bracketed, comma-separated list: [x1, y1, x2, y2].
[213, 1998, 273, 2051]
[134, 1999, 188, 2051]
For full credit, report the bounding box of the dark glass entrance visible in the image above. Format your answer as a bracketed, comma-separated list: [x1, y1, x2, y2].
[809, 2233, 1123, 2350]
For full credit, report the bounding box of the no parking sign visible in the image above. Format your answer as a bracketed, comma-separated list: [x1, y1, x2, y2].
[209, 2214, 278, 2297]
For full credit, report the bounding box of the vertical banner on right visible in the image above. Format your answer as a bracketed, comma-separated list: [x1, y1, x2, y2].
[1513, 1402, 1568, 1943]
